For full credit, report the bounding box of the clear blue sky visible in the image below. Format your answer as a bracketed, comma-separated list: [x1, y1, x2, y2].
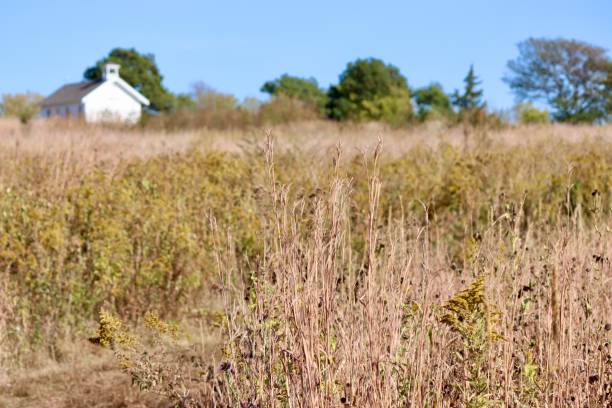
[1, 0, 610, 110]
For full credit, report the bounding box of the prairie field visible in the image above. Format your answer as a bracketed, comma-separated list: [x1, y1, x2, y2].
[0, 119, 611, 407]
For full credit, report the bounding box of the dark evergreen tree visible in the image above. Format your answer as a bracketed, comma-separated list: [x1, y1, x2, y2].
[452, 65, 485, 112]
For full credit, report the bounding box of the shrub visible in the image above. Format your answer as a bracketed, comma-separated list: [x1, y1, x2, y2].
[414, 83, 454, 122]
[440, 275, 502, 407]
[0, 151, 261, 351]
[258, 94, 322, 124]
[192, 82, 238, 111]
[516, 102, 549, 124]
[0, 93, 43, 124]
[261, 74, 327, 114]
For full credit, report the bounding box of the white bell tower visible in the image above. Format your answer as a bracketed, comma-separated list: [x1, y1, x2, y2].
[102, 63, 120, 81]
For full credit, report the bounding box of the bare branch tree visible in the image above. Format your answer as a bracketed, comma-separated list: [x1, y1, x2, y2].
[504, 38, 611, 123]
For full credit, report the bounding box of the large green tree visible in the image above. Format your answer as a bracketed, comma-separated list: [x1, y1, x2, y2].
[84, 48, 175, 112]
[413, 83, 453, 121]
[261, 74, 327, 114]
[326, 58, 413, 124]
[504, 38, 611, 123]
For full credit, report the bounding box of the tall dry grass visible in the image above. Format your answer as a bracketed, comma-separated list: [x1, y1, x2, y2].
[206, 152, 610, 406]
[0, 119, 610, 407]
[2, 118, 610, 164]
[1, 117, 609, 200]
[99, 138, 609, 407]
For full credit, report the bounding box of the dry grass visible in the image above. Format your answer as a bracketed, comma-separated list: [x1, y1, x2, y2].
[167, 140, 609, 407]
[1, 359, 165, 408]
[0, 118, 610, 407]
[1, 117, 609, 196]
[2, 117, 610, 163]
[0, 344, 134, 407]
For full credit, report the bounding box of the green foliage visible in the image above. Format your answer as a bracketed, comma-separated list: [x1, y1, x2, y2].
[94, 310, 135, 348]
[603, 61, 612, 121]
[441, 275, 500, 341]
[261, 74, 327, 114]
[452, 65, 486, 125]
[441, 275, 502, 407]
[504, 38, 611, 123]
[84, 48, 175, 112]
[452, 65, 485, 112]
[520, 353, 541, 405]
[326, 58, 413, 125]
[516, 102, 549, 124]
[413, 83, 453, 121]
[0, 93, 43, 124]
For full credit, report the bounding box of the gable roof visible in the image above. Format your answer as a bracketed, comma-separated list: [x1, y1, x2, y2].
[42, 78, 150, 107]
[42, 80, 103, 107]
[110, 78, 150, 106]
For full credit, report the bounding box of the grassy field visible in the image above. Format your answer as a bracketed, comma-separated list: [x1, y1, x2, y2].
[0, 119, 610, 407]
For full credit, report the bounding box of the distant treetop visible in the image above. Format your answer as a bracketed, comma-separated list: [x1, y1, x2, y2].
[504, 38, 611, 123]
[261, 74, 327, 114]
[413, 83, 453, 121]
[326, 58, 413, 125]
[452, 65, 485, 112]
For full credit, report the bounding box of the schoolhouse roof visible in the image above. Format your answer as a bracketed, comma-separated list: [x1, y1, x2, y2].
[41, 80, 102, 107]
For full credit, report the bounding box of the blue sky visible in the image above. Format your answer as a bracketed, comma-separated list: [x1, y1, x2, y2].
[1, 0, 610, 110]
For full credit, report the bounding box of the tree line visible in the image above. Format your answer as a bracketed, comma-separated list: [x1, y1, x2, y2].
[1, 37, 611, 125]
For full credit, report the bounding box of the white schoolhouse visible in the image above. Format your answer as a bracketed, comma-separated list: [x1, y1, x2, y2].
[41, 63, 150, 124]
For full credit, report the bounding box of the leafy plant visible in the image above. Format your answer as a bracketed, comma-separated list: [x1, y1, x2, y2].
[440, 275, 502, 407]
[413, 83, 454, 122]
[515, 102, 549, 124]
